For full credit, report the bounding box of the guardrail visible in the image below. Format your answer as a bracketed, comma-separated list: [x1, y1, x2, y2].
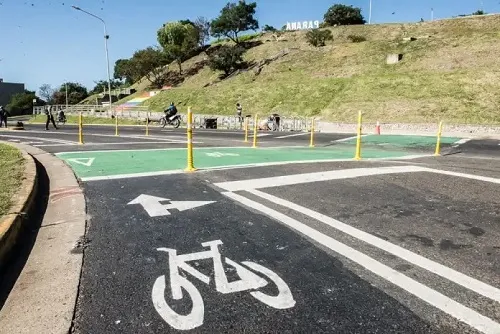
[33, 105, 311, 131]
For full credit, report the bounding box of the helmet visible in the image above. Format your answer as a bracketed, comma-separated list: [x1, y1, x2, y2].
[170, 102, 174, 106]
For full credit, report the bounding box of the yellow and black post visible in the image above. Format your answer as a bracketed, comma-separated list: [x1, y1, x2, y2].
[252, 114, 258, 148]
[78, 112, 84, 145]
[354, 111, 362, 160]
[434, 120, 443, 156]
[309, 118, 315, 148]
[185, 107, 197, 172]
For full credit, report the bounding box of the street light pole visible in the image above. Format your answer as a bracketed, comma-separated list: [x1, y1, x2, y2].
[65, 82, 68, 110]
[368, 0, 372, 24]
[71, 6, 113, 112]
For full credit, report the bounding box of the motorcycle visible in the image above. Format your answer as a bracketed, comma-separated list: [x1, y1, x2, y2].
[57, 114, 67, 125]
[159, 114, 181, 129]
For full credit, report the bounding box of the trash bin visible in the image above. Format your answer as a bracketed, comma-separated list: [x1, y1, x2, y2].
[204, 118, 217, 129]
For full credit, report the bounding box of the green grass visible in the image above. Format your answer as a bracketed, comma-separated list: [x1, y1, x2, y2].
[121, 14, 500, 125]
[0, 144, 25, 218]
[28, 115, 148, 125]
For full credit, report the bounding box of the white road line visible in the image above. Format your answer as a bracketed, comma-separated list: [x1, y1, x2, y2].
[332, 135, 367, 143]
[223, 191, 500, 334]
[55, 146, 253, 155]
[423, 167, 500, 185]
[23, 130, 185, 142]
[275, 133, 309, 139]
[77, 155, 432, 182]
[33, 143, 77, 147]
[454, 138, 471, 145]
[0, 134, 76, 145]
[214, 166, 428, 191]
[248, 189, 500, 304]
[80, 170, 184, 182]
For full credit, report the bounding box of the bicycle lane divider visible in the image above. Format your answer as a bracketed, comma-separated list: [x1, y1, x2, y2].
[73, 173, 440, 333]
[55, 146, 417, 181]
[222, 191, 500, 334]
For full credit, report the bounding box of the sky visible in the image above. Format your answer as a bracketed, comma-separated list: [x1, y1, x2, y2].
[0, 0, 495, 93]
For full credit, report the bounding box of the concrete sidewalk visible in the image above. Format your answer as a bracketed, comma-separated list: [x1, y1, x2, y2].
[0, 144, 86, 334]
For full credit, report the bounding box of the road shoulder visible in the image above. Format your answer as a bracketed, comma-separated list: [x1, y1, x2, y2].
[0, 144, 86, 334]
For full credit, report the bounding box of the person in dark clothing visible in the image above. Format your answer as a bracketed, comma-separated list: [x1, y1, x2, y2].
[0, 106, 7, 128]
[45, 105, 58, 130]
[164, 102, 178, 118]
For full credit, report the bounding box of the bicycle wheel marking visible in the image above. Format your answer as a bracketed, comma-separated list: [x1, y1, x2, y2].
[152, 239, 295, 330]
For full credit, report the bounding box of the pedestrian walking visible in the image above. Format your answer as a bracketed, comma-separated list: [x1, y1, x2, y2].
[236, 103, 243, 128]
[45, 105, 58, 130]
[0, 106, 6, 128]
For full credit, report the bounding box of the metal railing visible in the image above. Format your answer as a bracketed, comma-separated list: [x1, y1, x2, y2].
[32, 105, 311, 131]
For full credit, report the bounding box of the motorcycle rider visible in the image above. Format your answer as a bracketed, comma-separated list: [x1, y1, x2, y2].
[164, 102, 178, 122]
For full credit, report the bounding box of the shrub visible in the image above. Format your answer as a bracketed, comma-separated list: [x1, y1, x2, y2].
[262, 24, 277, 32]
[208, 45, 246, 76]
[306, 29, 333, 47]
[347, 34, 367, 43]
[239, 33, 261, 43]
[324, 4, 366, 26]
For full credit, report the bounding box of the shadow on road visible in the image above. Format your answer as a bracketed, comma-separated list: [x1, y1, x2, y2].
[0, 159, 49, 309]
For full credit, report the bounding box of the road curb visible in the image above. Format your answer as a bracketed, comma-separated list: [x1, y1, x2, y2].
[0, 144, 87, 334]
[0, 144, 37, 267]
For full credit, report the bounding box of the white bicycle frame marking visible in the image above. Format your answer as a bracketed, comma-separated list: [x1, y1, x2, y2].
[152, 240, 295, 330]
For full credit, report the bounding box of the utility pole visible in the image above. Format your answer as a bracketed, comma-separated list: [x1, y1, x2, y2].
[65, 82, 68, 110]
[368, 0, 372, 24]
[72, 6, 113, 113]
[431, 8, 434, 21]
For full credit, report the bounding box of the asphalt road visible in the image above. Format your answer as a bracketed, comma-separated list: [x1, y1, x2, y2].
[1, 124, 499, 333]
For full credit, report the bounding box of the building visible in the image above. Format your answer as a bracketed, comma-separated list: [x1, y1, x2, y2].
[0, 79, 25, 106]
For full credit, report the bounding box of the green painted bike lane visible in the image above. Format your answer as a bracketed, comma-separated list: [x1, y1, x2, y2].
[55, 146, 419, 180]
[346, 135, 461, 147]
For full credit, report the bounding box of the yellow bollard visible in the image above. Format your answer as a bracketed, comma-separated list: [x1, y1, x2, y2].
[145, 112, 150, 136]
[252, 114, 258, 148]
[78, 112, 84, 145]
[354, 111, 362, 160]
[115, 114, 119, 136]
[244, 117, 249, 143]
[309, 118, 315, 148]
[185, 107, 197, 172]
[434, 120, 443, 156]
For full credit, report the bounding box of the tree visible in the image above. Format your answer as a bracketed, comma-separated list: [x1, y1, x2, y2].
[262, 24, 277, 32]
[90, 79, 122, 95]
[38, 84, 54, 103]
[324, 4, 365, 26]
[306, 29, 333, 47]
[6, 91, 36, 115]
[194, 17, 211, 46]
[210, 1, 259, 44]
[208, 45, 246, 76]
[51, 82, 89, 105]
[114, 59, 136, 84]
[128, 47, 171, 88]
[157, 21, 199, 74]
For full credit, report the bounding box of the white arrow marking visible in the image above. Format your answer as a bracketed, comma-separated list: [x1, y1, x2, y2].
[128, 194, 215, 217]
[67, 157, 95, 167]
[165, 201, 216, 212]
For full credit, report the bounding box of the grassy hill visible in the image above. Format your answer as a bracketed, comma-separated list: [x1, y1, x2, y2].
[133, 14, 500, 124]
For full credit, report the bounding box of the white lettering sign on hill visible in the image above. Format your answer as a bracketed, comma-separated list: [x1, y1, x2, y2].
[286, 20, 320, 31]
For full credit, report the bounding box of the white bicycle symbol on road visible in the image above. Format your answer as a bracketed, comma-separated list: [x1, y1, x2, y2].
[152, 240, 296, 330]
